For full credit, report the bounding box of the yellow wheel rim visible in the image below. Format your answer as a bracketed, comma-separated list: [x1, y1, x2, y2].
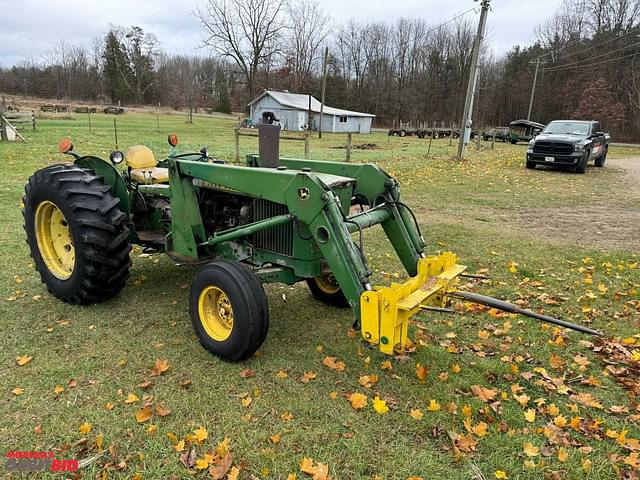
[198, 286, 234, 341]
[314, 274, 341, 295]
[34, 200, 75, 280]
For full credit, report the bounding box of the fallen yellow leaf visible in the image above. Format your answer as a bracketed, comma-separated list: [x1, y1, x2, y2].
[194, 426, 208, 442]
[135, 407, 153, 423]
[426, 399, 441, 412]
[524, 409, 536, 423]
[372, 395, 389, 414]
[349, 392, 368, 410]
[523, 442, 539, 457]
[125, 393, 139, 404]
[410, 409, 424, 420]
[16, 355, 32, 366]
[79, 422, 92, 434]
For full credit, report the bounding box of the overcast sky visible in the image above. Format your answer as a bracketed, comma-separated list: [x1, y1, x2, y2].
[0, 0, 562, 67]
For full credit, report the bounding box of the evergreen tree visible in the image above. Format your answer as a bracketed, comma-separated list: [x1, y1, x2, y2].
[102, 30, 132, 103]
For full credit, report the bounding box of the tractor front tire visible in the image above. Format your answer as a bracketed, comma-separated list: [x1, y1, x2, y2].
[23, 164, 131, 304]
[190, 261, 269, 362]
[306, 274, 350, 308]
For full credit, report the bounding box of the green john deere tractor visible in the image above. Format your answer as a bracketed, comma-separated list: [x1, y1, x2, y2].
[23, 126, 600, 362]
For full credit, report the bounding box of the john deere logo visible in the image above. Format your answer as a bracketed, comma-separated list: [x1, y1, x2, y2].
[298, 187, 310, 200]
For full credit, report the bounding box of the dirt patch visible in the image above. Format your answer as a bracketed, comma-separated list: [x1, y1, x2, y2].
[423, 157, 640, 252]
[518, 205, 640, 251]
[512, 157, 640, 251]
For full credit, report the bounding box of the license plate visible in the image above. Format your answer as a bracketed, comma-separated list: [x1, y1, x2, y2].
[545, 156, 555, 162]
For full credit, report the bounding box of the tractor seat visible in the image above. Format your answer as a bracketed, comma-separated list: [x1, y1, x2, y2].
[125, 145, 169, 184]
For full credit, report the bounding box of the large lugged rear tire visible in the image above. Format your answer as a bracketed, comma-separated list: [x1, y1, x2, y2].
[23, 164, 131, 304]
[190, 260, 269, 362]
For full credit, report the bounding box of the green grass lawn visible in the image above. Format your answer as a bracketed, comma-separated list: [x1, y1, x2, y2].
[1, 113, 639, 479]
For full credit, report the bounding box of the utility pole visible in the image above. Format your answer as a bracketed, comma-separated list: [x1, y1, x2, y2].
[457, 0, 491, 160]
[527, 57, 545, 120]
[319, 46, 329, 139]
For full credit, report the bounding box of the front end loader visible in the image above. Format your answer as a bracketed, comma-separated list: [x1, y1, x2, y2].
[23, 126, 600, 361]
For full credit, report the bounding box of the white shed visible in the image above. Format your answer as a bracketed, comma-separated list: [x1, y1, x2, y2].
[248, 90, 375, 134]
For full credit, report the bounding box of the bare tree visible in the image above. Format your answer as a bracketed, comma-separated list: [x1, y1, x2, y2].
[196, 0, 286, 99]
[285, 0, 331, 91]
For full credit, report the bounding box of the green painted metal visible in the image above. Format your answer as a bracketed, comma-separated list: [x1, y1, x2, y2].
[346, 207, 391, 232]
[155, 155, 426, 321]
[205, 214, 293, 246]
[74, 156, 130, 215]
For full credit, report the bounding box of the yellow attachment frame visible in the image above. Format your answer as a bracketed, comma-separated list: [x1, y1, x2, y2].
[360, 252, 466, 354]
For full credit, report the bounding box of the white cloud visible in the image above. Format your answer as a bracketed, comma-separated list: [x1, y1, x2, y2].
[0, 0, 562, 67]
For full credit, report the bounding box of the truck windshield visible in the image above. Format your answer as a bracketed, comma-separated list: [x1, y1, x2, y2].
[543, 122, 590, 135]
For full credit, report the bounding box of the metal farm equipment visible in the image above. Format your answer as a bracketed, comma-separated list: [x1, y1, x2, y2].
[23, 125, 600, 361]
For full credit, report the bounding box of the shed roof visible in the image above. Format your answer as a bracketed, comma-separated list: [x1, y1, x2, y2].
[248, 90, 375, 118]
[509, 119, 545, 129]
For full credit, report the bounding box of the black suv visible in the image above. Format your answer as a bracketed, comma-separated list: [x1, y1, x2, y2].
[526, 120, 610, 173]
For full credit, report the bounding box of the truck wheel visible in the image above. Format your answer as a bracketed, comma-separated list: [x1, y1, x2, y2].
[526, 161, 536, 169]
[307, 273, 349, 308]
[575, 151, 588, 174]
[399, 129, 406, 137]
[23, 164, 131, 304]
[595, 147, 607, 167]
[190, 260, 269, 362]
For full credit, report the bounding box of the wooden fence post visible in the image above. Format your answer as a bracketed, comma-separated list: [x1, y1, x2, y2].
[0, 96, 7, 141]
[449, 122, 453, 146]
[304, 131, 310, 159]
[234, 127, 240, 163]
[491, 129, 495, 149]
[476, 130, 481, 151]
[346, 133, 352, 162]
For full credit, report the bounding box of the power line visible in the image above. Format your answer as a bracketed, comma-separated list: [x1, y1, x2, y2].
[545, 29, 639, 63]
[424, 7, 477, 36]
[543, 41, 640, 71]
[542, 50, 640, 73]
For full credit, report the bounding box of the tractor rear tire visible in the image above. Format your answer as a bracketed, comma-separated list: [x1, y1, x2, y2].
[190, 260, 269, 362]
[306, 274, 350, 308]
[23, 164, 131, 304]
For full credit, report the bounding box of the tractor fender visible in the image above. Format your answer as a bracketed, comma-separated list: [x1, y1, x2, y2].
[74, 156, 130, 217]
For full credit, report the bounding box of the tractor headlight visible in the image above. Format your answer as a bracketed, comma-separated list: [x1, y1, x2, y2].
[110, 150, 124, 165]
[574, 143, 585, 152]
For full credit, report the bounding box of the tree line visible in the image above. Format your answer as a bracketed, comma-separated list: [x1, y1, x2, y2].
[0, 0, 638, 140]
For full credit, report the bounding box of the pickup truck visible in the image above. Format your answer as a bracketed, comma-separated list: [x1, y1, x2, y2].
[526, 120, 610, 173]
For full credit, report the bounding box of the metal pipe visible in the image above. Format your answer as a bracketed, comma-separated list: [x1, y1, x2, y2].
[204, 214, 293, 246]
[448, 290, 602, 336]
[346, 208, 391, 232]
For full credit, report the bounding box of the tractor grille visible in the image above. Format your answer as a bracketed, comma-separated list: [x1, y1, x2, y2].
[252, 199, 293, 256]
[533, 141, 574, 155]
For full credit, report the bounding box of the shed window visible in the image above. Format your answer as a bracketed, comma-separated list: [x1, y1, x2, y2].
[339, 116, 348, 123]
